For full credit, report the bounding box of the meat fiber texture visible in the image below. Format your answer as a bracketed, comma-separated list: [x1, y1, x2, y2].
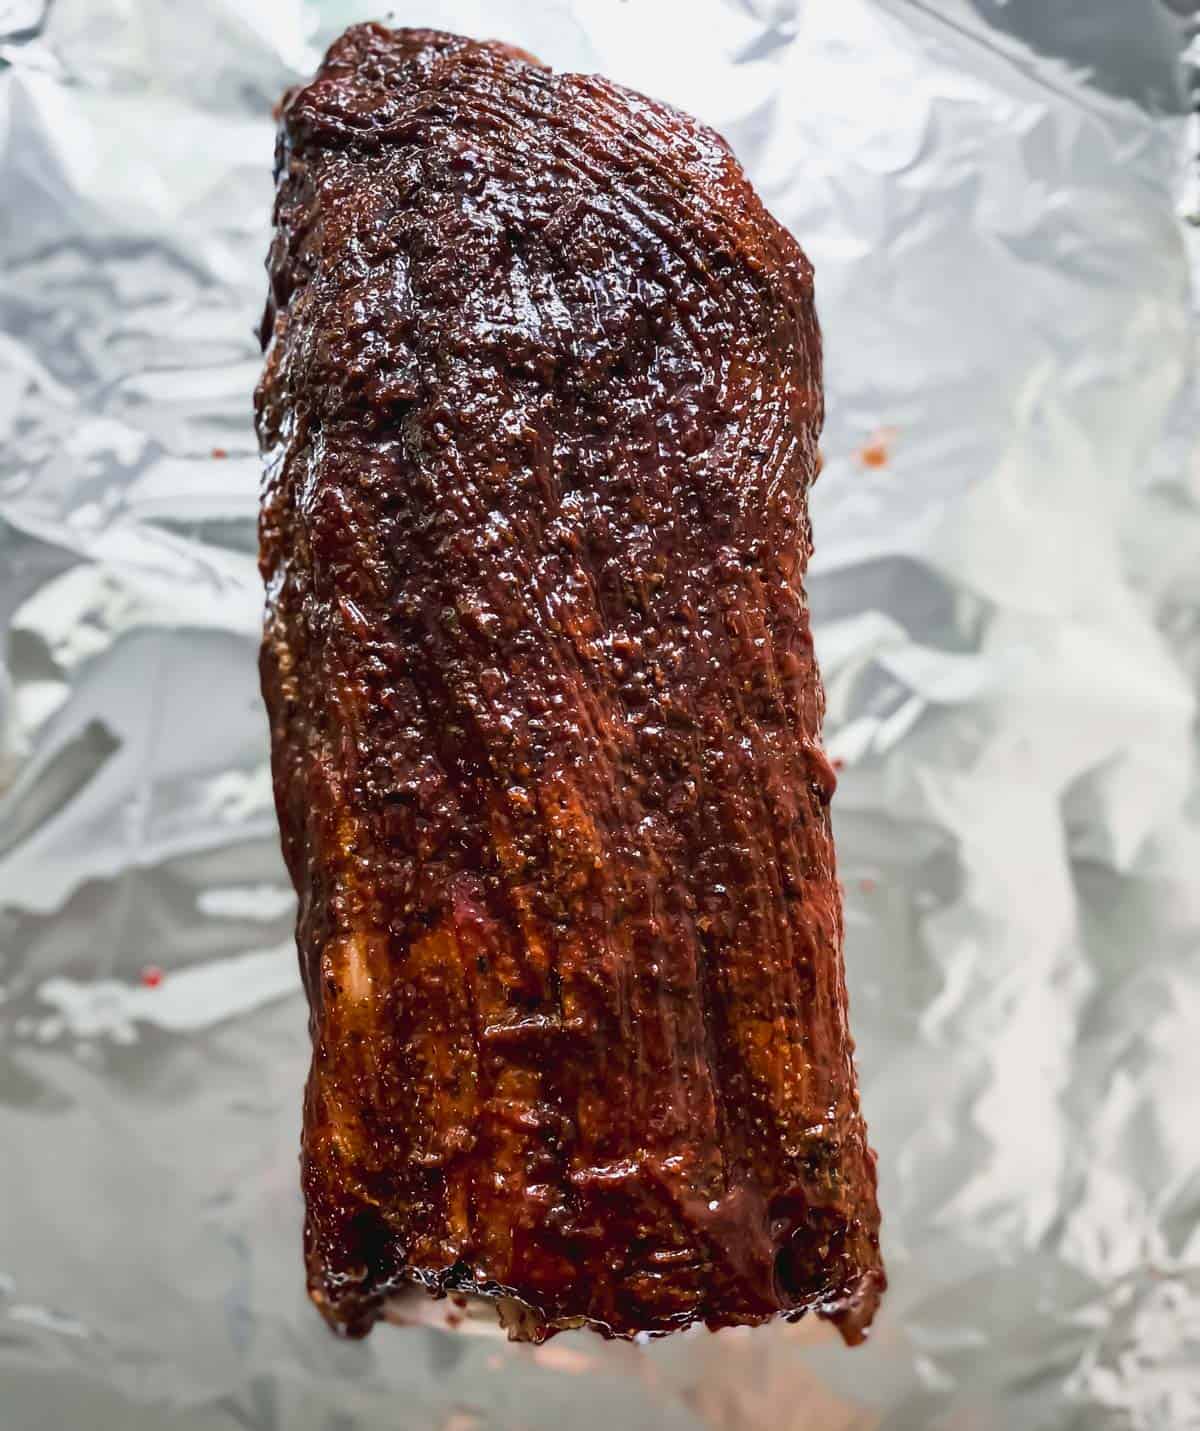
[256, 23, 883, 1345]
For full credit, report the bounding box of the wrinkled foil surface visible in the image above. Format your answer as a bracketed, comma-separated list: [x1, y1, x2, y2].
[2, 2, 1198, 1427]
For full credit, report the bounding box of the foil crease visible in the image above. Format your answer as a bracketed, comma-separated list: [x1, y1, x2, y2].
[1, 2, 1197, 1428]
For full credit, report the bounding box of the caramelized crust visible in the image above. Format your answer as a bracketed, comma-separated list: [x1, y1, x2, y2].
[256, 23, 883, 1343]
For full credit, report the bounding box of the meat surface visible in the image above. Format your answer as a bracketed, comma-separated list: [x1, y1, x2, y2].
[256, 23, 884, 1344]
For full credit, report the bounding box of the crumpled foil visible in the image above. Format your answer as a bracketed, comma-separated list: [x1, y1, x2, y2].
[2, 1, 1198, 1427]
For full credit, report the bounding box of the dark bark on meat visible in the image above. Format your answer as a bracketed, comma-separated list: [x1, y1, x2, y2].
[256, 23, 884, 1344]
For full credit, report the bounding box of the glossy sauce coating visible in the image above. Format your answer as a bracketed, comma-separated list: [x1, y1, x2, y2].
[256, 23, 884, 1343]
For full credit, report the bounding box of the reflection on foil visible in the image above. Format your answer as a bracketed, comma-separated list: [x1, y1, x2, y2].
[35, 945, 298, 1045]
[1, 1, 1198, 1428]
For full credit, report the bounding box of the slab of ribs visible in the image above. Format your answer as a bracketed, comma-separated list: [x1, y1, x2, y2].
[256, 22, 884, 1345]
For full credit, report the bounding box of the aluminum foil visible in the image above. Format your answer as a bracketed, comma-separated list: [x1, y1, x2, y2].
[2, 2, 1198, 1427]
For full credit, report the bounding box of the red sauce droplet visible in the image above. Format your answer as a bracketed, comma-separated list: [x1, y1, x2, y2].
[859, 878, 876, 895]
[857, 427, 896, 470]
[831, 757, 845, 772]
[211, 447, 228, 459]
[141, 966, 164, 988]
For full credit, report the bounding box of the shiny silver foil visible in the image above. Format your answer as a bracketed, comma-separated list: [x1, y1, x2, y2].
[2, 2, 1197, 1427]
